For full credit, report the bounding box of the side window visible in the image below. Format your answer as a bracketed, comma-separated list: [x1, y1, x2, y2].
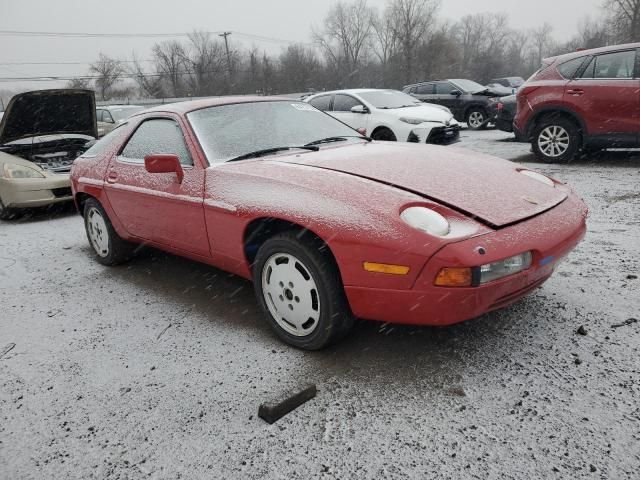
[309, 95, 331, 112]
[435, 82, 455, 94]
[333, 94, 362, 112]
[120, 118, 193, 166]
[96, 110, 104, 122]
[581, 50, 636, 79]
[103, 111, 114, 123]
[558, 57, 587, 79]
[416, 84, 434, 94]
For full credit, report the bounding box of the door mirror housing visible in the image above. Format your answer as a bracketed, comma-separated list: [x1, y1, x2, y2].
[450, 89, 462, 97]
[351, 105, 368, 114]
[144, 154, 184, 183]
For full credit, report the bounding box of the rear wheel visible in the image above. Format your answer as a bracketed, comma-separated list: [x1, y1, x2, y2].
[371, 127, 397, 141]
[466, 108, 488, 130]
[532, 117, 581, 163]
[253, 231, 354, 350]
[83, 198, 136, 266]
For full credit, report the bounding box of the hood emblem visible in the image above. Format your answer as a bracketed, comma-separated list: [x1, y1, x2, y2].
[523, 196, 540, 205]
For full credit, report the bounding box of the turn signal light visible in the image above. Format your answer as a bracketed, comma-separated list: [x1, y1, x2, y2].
[363, 262, 410, 276]
[434, 267, 473, 287]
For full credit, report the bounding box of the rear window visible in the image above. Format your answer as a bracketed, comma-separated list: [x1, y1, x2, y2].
[557, 57, 587, 79]
[81, 123, 128, 158]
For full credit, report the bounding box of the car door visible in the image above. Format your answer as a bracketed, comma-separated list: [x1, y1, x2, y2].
[104, 115, 210, 257]
[434, 82, 463, 114]
[565, 48, 640, 145]
[410, 83, 435, 103]
[329, 94, 369, 131]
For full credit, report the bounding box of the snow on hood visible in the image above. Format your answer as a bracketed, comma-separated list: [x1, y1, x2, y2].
[0, 89, 98, 144]
[279, 142, 567, 228]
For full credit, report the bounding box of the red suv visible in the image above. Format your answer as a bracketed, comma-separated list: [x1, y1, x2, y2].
[514, 43, 640, 162]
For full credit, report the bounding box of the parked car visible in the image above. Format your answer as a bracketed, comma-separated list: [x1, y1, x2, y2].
[488, 77, 525, 92]
[0, 89, 97, 220]
[492, 94, 517, 133]
[514, 42, 640, 162]
[403, 79, 511, 130]
[304, 89, 460, 144]
[72, 96, 587, 350]
[97, 105, 146, 137]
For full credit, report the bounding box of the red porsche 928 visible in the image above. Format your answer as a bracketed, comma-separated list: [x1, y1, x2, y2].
[71, 97, 587, 349]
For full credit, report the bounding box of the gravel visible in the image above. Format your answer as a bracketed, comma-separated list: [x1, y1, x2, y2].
[1, 129, 639, 479]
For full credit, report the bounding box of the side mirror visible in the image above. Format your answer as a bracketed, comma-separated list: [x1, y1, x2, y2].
[144, 154, 184, 183]
[356, 127, 367, 136]
[450, 90, 462, 97]
[351, 105, 368, 114]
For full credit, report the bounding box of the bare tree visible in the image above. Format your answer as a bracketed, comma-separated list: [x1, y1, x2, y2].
[180, 31, 227, 96]
[278, 44, 321, 93]
[372, 6, 398, 86]
[315, 0, 375, 84]
[388, 0, 440, 84]
[152, 40, 187, 97]
[89, 53, 124, 101]
[605, 0, 640, 42]
[530, 23, 554, 68]
[65, 78, 91, 90]
[129, 54, 164, 98]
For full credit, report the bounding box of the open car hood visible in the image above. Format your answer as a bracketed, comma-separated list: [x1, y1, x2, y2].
[0, 89, 98, 144]
[282, 142, 568, 228]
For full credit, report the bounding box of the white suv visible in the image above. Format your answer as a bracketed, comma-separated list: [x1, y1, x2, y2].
[304, 89, 460, 144]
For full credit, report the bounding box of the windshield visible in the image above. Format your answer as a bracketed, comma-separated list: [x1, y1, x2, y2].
[188, 101, 365, 163]
[358, 90, 421, 109]
[109, 106, 146, 122]
[450, 79, 486, 93]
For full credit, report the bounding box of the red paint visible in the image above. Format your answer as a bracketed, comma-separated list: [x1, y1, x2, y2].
[71, 97, 589, 327]
[514, 42, 640, 144]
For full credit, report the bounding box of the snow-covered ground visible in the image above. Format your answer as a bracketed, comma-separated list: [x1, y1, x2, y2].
[1, 129, 639, 479]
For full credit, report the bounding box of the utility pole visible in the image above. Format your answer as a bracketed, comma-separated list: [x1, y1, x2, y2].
[219, 31, 232, 89]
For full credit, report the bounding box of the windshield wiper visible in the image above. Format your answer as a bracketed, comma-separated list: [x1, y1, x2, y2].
[227, 145, 319, 162]
[306, 135, 372, 146]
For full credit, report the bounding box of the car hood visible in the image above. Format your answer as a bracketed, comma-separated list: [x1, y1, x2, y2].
[0, 89, 97, 144]
[379, 104, 454, 123]
[280, 142, 567, 228]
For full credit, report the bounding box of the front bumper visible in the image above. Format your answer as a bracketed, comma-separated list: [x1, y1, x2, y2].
[345, 193, 587, 326]
[0, 174, 73, 209]
[408, 124, 461, 145]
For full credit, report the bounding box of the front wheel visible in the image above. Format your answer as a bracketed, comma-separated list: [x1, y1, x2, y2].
[371, 128, 397, 141]
[466, 109, 488, 130]
[0, 199, 19, 221]
[83, 198, 136, 266]
[532, 117, 581, 163]
[253, 232, 354, 350]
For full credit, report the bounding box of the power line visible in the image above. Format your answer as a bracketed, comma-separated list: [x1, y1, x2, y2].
[0, 29, 309, 45]
[0, 60, 155, 66]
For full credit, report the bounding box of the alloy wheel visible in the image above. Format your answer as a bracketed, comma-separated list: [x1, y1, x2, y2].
[538, 126, 570, 158]
[261, 252, 321, 337]
[468, 111, 485, 129]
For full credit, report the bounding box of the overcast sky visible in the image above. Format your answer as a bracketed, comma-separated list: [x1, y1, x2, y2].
[1, 0, 603, 92]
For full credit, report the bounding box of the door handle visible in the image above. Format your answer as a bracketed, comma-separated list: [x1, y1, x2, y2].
[106, 171, 118, 184]
[567, 89, 584, 96]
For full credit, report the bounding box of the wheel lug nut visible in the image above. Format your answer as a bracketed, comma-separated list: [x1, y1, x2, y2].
[288, 304, 293, 311]
[294, 296, 300, 303]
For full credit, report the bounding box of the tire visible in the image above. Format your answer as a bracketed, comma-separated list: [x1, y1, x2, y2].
[83, 198, 136, 266]
[371, 127, 397, 141]
[0, 199, 19, 220]
[466, 108, 488, 130]
[253, 231, 354, 350]
[532, 116, 581, 163]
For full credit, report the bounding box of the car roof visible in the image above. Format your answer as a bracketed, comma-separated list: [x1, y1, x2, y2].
[134, 96, 296, 116]
[308, 89, 396, 97]
[545, 42, 640, 64]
